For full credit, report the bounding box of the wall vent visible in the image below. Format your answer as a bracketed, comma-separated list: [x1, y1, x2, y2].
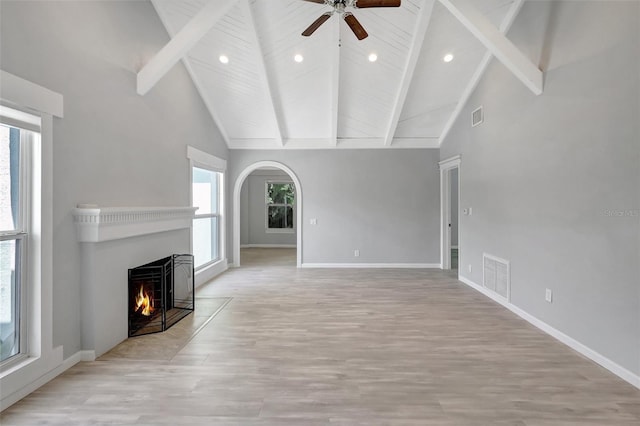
[483, 253, 510, 301]
[472, 106, 483, 127]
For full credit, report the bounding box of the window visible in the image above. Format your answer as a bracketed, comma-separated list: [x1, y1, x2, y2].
[0, 120, 37, 365]
[266, 182, 295, 232]
[192, 167, 222, 270]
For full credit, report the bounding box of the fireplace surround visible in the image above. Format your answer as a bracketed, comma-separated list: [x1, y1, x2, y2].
[73, 206, 197, 357]
[128, 254, 194, 337]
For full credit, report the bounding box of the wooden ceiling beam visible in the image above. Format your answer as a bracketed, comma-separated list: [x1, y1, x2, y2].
[243, 0, 284, 146]
[438, 0, 543, 96]
[137, 0, 239, 95]
[384, 0, 436, 146]
[438, 0, 526, 144]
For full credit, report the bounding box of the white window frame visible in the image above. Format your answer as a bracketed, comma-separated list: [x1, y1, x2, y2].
[0, 70, 63, 411]
[265, 181, 295, 234]
[0, 122, 36, 369]
[187, 146, 227, 286]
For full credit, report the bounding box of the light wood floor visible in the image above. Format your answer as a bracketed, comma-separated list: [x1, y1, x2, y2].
[2, 248, 639, 425]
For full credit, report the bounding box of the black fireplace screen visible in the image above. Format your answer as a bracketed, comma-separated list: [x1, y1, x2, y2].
[128, 254, 194, 337]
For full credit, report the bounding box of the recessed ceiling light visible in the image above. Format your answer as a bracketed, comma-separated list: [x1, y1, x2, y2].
[443, 53, 454, 63]
[368, 53, 378, 62]
[219, 55, 229, 64]
[294, 54, 304, 63]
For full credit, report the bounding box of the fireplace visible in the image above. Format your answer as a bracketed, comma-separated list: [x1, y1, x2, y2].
[128, 254, 194, 337]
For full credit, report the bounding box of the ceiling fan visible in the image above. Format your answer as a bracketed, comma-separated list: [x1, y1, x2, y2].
[301, 0, 401, 41]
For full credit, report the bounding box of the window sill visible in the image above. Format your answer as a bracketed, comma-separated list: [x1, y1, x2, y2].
[0, 354, 34, 378]
[194, 258, 228, 288]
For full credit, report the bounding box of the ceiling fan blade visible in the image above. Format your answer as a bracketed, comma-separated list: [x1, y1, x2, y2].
[301, 0, 327, 4]
[355, 0, 401, 8]
[302, 12, 333, 37]
[344, 13, 368, 40]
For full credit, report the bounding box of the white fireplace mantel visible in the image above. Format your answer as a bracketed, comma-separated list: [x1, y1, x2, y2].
[73, 206, 197, 243]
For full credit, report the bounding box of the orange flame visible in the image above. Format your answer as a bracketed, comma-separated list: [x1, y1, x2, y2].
[135, 285, 154, 316]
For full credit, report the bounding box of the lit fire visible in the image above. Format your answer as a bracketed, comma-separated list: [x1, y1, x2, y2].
[135, 285, 154, 316]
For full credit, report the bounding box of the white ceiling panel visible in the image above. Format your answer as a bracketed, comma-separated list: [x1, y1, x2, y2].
[148, 0, 533, 149]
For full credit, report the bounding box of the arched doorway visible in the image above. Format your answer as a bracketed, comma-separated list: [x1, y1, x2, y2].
[233, 161, 302, 267]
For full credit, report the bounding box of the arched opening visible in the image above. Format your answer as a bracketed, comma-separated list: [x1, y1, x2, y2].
[233, 161, 302, 268]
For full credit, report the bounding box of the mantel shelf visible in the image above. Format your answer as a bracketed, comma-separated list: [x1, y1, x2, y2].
[73, 206, 197, 243]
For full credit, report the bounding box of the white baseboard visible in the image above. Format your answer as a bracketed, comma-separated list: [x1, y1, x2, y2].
[1, 349, 94, 411]
[458, 275, 640, 390]
[195, 259, 228, 288]
[61, 350, 96, 370]
[301, 263, 441, 269]
[241, 244, 297, 248]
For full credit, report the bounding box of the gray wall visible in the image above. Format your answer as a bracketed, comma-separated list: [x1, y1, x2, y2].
[440, 1, 639, 375]
[240, 169, 297, 246]
[228, 149, 441, 265]
[0, 1, 227, 358]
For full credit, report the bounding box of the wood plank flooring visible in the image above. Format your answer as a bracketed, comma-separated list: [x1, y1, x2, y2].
[2, 248, 639, 425]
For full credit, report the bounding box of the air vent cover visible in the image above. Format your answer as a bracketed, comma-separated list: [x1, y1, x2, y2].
[483, 253, 510, 301]
[472, 106, 483, 127]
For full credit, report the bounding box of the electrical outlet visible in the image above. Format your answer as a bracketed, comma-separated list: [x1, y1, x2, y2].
[354, 249, 360, 257]
[545, 288, 553, 303]
[468, 264, 472, 273]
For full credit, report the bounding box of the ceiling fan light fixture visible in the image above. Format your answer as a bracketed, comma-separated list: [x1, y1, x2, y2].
[219, 55, 229, 64]
[368, 53, 378, 62]
[301, 0, 401, 41]
[294, 54, 304, 63]
[443, 53, 454, 63]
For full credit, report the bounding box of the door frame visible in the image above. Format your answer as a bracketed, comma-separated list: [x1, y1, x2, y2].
[439, 155, 461, 270]
[233, 161, 303, 268]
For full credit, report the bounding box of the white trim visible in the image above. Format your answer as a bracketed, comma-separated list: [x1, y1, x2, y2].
[439, 156, 461, 271]
[301, 263, 441, 269]
[195, 259, 228, 288]
[0, 74, 61, 410]
[241, 244, 297, 249]
[72, 206, 197, 243]
[458, 276, 640, 390]
[228, 138, 440, 150]
[0, 70, 63, 118]
[189, 151, 226, 276]
[233, 161, 303, 268]
[0, 106, 41, 132]
[187, 145, 227, 172]
[439, 155, 461, 170]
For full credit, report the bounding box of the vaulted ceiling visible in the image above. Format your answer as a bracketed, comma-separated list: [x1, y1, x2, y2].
[144, 0, 542, 150]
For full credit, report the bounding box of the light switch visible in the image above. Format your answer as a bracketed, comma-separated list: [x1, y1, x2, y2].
[310, 218, 317, 225]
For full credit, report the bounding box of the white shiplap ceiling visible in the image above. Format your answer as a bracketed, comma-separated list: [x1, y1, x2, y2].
[148, 0, 534, 150]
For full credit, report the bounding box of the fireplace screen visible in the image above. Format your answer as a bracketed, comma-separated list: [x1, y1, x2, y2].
[128, 254, 194, 337]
